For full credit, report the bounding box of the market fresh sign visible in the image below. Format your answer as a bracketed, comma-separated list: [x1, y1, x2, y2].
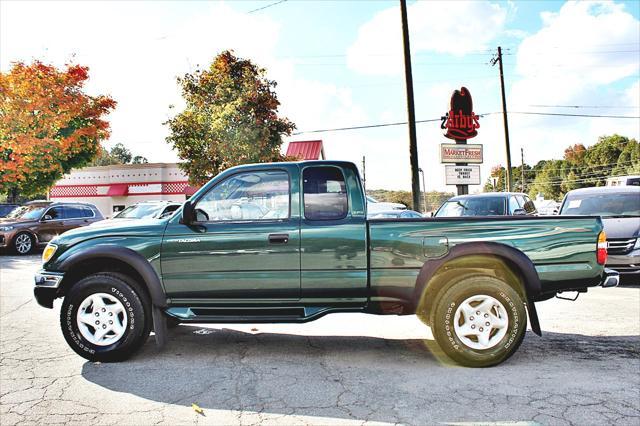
[440, 143, 483, 164]
[445, 165, 481, 185]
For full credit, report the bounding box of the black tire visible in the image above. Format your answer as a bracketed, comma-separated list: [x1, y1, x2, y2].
[13, 232, 34, 255]
[429, 275, 527, 367]
[60, 273, 152, 362]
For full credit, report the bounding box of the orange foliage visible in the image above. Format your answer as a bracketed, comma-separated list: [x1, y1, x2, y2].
[0, 61, 116, 195]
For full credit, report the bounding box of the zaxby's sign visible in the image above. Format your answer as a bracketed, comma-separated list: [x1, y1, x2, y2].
[441, 87, 480, 140]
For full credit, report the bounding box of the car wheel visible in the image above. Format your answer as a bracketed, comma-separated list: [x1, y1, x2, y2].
[430, 275, 527, 367]
[60, 273, 152, 362]
[13, 232, 34, 255]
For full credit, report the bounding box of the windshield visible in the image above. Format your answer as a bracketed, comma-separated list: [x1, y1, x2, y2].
[370, 212, 400, 218]
[114, 204, 164, 219]
[560, 193, 640, 217]
[436, 197, 506, 217]
[5, 205, 46, 220]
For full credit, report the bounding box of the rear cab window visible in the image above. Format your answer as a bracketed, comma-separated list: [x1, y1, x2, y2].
[303, 166, 348, 221]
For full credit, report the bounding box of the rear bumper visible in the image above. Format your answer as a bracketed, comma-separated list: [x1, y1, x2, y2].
[600, 268, 620, 288]
[33, 270, 64, 309]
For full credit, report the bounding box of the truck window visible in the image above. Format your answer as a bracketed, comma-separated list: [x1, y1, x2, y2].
[303, 166, 348, 221]
[195, 170, 290, 221]
[508, 197, 521, 214]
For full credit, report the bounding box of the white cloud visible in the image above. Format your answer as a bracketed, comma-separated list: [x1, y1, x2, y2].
[508, 1, 640, 164]
[346, 1, 508, 76]
[0, 1, 366, 168]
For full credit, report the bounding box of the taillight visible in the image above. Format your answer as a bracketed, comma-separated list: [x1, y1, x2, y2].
[597, 231, 608, 265]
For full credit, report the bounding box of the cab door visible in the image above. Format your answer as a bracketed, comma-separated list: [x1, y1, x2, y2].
[36, 206, 65, 243]
[299, 165, 368, 305]
[161, 166, 301, 302]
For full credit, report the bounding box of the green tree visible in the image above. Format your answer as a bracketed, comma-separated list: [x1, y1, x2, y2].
[87, 143, 147, 166]
[165, 50, 296, 185]
[109, 143, 132, 164]
[528, 160, 566, 200]
[611, 137, 639, 175]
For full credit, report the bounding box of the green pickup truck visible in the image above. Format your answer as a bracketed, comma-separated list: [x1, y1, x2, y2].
[34, 161, 619, 367]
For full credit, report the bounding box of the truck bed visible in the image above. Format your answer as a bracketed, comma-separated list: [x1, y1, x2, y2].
[367, 215, 603, 307]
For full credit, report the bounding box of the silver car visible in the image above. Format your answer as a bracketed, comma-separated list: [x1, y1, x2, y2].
[560, 186, 640, 283]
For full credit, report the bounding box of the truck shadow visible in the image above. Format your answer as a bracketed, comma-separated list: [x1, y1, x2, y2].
[80, 326, 639, 423]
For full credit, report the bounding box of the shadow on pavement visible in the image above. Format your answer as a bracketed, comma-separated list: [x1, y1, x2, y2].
[80, 326, 639, 423]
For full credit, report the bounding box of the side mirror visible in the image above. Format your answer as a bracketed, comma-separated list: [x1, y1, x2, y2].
[180, 201, 195, 225]
[513, 208, 527, 216]
[429, 212, 434, 217]
[42, 215, 53, 221]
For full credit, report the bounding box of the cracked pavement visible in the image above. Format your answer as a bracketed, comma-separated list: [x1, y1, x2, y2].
[1, 254, 639, 425]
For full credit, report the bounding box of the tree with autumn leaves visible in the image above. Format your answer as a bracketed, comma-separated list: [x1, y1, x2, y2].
[165, 51, 295, 185]
[0, 61, 115, 201]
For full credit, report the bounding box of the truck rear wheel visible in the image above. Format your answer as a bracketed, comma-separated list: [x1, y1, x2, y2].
[60, 273, 151, 362]
[430, 276, 527, 367]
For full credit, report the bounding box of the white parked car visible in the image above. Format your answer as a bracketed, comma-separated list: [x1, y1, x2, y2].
[366, 196, 406, 214]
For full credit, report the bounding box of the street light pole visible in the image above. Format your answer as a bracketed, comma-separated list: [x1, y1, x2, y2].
[418, 167, 427, 213]
[399, 0, 421, 211]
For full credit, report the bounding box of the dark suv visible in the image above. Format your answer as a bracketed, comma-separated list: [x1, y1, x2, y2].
[0, 201, 103, 255]
[435, 192, 538, 217]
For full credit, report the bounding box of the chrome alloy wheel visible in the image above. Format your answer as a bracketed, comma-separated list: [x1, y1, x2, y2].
[453, 294, 509, 350]
[77, 293, 128, 346]
[15, 234, 32, 254]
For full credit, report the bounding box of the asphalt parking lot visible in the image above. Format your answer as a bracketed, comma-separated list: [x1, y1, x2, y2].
[1, 253, 639, 425]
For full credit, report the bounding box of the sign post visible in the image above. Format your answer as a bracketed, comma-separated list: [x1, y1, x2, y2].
[441, 87, 481, 195]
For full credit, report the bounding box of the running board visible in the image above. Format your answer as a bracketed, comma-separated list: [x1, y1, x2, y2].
[165, 306, 362, 323]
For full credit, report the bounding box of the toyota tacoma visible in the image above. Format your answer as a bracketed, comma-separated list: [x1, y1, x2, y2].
[34, 161, 619, 367]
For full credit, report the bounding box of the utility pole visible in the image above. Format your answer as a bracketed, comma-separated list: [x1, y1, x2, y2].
[399, 0, 421, 211]
[521, 147, 525, 193]
[491, 46, 513, 192]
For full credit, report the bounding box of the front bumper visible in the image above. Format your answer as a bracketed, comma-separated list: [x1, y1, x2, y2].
[607, 251, 640, 276]
[34, 270, 64, 308]
[600, 268, 620, 288]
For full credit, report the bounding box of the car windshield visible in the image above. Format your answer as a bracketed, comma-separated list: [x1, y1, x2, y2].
[6, 205, 46, 220]
[560, 193, 640, 217]
[370, 212, 400, 218]
[114, 204, 164, 219]
[436, 197, 506, 217]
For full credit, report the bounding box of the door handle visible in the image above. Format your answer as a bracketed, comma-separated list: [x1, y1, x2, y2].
[268, 233, 289, 244]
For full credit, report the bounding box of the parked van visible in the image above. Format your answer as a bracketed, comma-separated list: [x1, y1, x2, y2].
[607, 175, 640, 187]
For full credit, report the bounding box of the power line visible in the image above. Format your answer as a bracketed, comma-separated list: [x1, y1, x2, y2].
[522, 160, 638, 173]
[509, 111, 640, 119]
[247, 0, 287, 14]
[527, 105, 640, 109]
[293, 110, 639, 135]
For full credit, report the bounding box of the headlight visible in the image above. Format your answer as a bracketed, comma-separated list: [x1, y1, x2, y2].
[0, 226, 14, 232]
[42, 244, 58, 263]
[635, 238, 640, 250]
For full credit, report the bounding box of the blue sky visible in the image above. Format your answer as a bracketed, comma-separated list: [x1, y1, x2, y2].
[1, 1, 639, 192]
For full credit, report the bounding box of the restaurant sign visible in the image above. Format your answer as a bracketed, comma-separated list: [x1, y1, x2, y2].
[441, 87, 480, 140]
[445, 165, 481, 185]
[440, 143, 483, 164]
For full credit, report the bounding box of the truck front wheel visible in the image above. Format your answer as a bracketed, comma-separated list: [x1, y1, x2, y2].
[60, 273, 152, 362]
[430, 276, 527, 367]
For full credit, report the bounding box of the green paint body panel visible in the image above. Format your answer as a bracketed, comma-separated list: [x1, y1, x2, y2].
[42, 161, 606, 321]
